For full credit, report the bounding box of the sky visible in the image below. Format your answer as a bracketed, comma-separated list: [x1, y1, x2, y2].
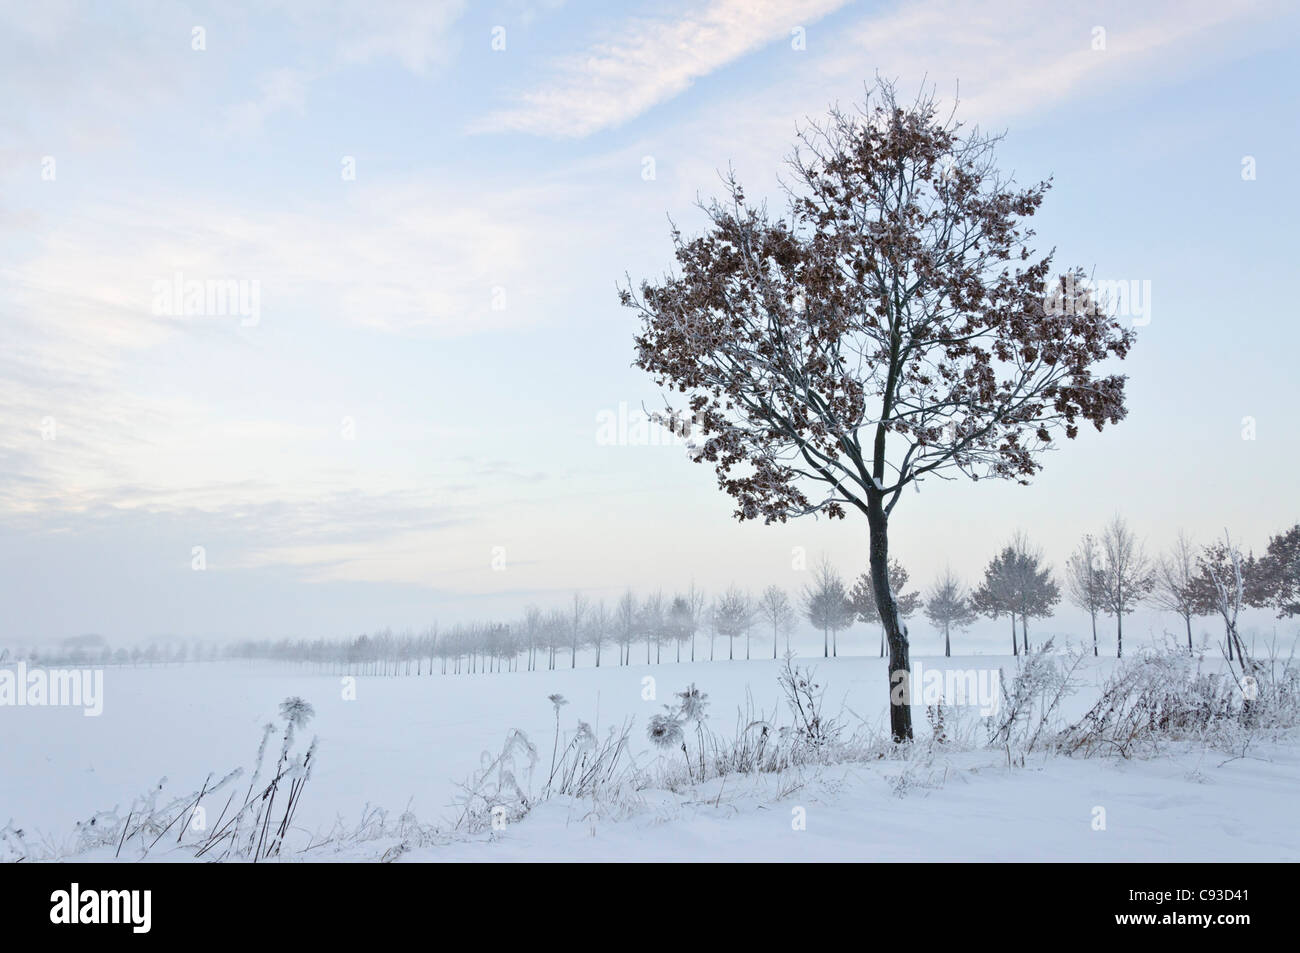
[1, 0, 1297, 651]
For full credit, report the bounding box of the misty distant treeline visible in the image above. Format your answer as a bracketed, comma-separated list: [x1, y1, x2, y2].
[8, 519, 1296, 673]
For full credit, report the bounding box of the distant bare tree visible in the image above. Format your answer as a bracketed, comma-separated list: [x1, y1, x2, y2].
[924, 567, 977, 657]
[587, 600, 609, 667]
[614, 591, 638, 666]
[668, 590, 702, 663]
[543, 610, 567, 670]
[568, 593, 590, 668]
[707, 597, 718, 661]
[1065, 534, 1106, 656]
[758, 585, 795, 659]
[713, 586, 754, 661]
[1151, 530, 1200, 655]
[1099, 515, 1154, 658]
[806, 558, 856, 657]
[523, 607, 541, 671]
[640, 591, 666, 664]
[685, 583, 707, 661]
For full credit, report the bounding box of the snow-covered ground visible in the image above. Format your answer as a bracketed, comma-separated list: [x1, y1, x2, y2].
[2, 655, 1296, 861]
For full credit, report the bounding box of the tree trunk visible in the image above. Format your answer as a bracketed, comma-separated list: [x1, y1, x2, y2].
[944, 623, 950, 658]
[1185, 614, 1192, 656]
[1021, 614, 1029, 655]
[1010, 615, 1017, 656]
[867, 496, 912, 742]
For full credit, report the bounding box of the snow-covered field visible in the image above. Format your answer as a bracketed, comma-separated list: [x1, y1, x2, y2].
[3, 655, 1297, 861]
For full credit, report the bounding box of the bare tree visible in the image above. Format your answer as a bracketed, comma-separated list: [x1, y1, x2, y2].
[758, 585, 795, 659]
[924, 567, 977, 657]
[523, 606, 541, 671]
[568, 593, 589, 668]
[1099, 515, 1153, 658]
[780, 601, 798, 655]
[587, 600, 609, 667]
[614, 591, 638, 666]
[1065, 534, 1106, 656]
[1150, 530, 1200, 655]
[640, 591, 666, 664]
[685, 583, 707, 661]
[713, 586, 754, 661]
[668, 592, 701, 663]
[805, 558, 855, 657]
[543, 610, 567, 670]
[621, 80, 1135, 739]
[707, 597, 718, 661]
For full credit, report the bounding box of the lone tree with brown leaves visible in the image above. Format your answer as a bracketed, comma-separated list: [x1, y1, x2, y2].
[621, 81, 1134, 740]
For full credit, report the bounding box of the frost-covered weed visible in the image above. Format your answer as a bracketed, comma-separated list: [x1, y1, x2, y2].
[994, 640, 1300, 760]
[24, 695, 325, 862]
[191, 696, 319, 860]
[452, 728, 538, 832]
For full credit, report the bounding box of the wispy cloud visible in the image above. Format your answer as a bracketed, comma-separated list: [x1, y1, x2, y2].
[477, 0, 852, 137]
[2, 176, 581, 356]
[830, 0, 1276, 125]
[622, 0, 1282, 203]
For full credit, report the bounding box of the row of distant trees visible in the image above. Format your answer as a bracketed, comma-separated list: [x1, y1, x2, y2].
[806, 516, 1298, 661]
[12, 519, 1294, 674]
